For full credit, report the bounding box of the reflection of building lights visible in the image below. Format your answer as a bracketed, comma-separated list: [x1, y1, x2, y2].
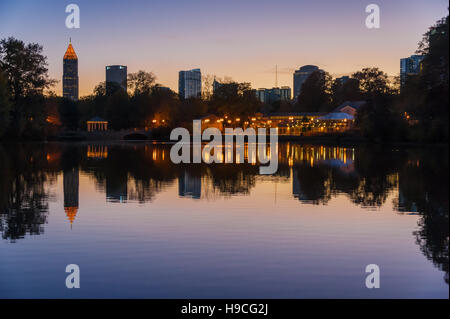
[227, 120, 232, 124]
[87, 145, 108, 159]
[236, 118, 240, 122]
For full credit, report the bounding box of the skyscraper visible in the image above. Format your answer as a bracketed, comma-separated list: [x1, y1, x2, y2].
[280, 86, 291, 101]
[179, 68, 202, 99]
[255, 86, 291, 104]
[293, 65, 319, 101]
[400, 55, 424, 86]
[255, 88, 266, 103]
[63, 41, 78, 101]
[106, 65, 127, 91]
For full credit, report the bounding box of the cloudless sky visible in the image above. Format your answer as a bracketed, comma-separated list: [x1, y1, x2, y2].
[0, 0, 448, 96]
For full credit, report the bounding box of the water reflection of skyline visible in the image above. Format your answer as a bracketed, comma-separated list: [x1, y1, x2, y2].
[0, 142, 448, 284]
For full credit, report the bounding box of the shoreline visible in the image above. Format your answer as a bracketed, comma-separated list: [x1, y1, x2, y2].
[1, 134, 448, 148]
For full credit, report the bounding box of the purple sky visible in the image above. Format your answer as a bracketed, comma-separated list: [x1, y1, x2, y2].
[0, 0, 448, 96]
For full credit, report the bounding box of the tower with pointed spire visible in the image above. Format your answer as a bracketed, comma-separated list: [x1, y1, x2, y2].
[63, 40, 79, 101]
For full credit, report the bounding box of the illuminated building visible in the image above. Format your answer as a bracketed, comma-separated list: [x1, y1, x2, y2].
[63, 40, 79, 101]
[87, 117, 108, 131]
[333, 101, 366, 117]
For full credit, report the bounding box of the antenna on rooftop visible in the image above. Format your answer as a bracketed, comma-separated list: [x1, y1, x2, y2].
[275, 64, 278, 88]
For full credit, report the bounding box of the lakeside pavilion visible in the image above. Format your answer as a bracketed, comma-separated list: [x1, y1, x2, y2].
[87, 117, 108, 132]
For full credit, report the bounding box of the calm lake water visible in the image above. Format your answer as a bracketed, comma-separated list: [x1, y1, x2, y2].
[0, 142, 448, 298]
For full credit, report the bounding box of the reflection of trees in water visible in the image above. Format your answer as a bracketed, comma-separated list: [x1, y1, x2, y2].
[0, 144, 60, 241]
[396, 148, 449, 284]
[206, 164, 258, 196]
[81, 144, 178, 203]
[0, 142, 448, 285]
[291, 146, 401, 207]
[293, 165, 331, 204]
[349, 147, 402, 207]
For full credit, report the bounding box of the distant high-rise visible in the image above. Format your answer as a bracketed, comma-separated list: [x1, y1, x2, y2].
[265, 87, 281, 104]
[293, 65, 319, 101]
[256, 88, 266, 103]
[400, 55, 424, 86]
[179, 68, 202, 99]
[256, 86, 291, 104]
[106, 65, 127, 91]
[336, 76, 350, 85]
[280, 86, 291, 101]
[63, 41, 79, 101]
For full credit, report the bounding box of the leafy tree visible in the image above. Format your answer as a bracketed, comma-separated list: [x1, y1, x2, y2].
[415, 14, 449, 142]
[106, 89, 130, 130]
[0, 69, 11, 137]
[128, 70, 156, 96]
[0, 37, 55, 137]
[145, 86, 180, 127]
[295, 70, 333, 112]
[210, 81, 260, 118]
[59, 98, 80, 130]
[0, 37, 55, 101]
[202, 74, 215, 100]
[331, 77, 362, 106]
[352, 67, 391, 97]
[356, 98, 408, 142]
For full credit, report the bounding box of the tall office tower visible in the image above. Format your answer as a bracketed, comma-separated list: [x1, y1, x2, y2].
[256, 86, 291, 104]
[280, 86, 291, 101]
[265, 87, 281, 104]
[400, 55, 424, 86]
[106, 65, 127, 91]
[293, 65, 319, 100]
[179, 68, 202, 99]
[63, 41, 79, 101]
[255, 88, 266, 103]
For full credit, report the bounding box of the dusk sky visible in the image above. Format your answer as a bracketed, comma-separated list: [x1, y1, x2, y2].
[1, 0, 448, 97]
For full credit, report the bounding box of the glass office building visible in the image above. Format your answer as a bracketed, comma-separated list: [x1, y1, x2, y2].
[179, 68, 202, 99]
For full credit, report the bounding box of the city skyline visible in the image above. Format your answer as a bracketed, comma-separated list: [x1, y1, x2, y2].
[0, 0, 447, 97]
